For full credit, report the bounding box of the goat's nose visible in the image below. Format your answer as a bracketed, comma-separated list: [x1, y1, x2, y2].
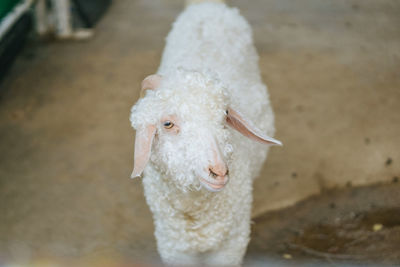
[209, 165, 229, 179]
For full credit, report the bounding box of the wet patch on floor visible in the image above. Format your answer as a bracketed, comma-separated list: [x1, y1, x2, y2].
[247, 183, 400, 265]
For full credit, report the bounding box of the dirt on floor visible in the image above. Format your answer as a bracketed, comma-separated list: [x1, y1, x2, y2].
[247, 181, 400, 266]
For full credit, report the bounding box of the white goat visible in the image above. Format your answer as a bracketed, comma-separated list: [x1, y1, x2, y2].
[130, 1, 281, 265]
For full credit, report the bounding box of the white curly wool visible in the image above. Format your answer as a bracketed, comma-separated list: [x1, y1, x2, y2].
[130, 2, 276, 266]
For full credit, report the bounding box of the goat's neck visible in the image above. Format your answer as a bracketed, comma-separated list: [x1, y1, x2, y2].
[162, 177, 221, 214]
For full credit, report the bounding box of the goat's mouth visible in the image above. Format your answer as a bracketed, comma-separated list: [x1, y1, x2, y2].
[199, 176, 229, 192]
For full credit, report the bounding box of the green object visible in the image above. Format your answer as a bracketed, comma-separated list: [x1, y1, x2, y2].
[0, 0, 23, 21]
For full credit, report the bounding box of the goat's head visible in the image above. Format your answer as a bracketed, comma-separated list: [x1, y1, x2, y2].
[130, 69, 281, 192]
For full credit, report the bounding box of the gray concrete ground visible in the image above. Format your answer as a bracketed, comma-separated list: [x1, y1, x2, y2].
[0, 0, 399, 265]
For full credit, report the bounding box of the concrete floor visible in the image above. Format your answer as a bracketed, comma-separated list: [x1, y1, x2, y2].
[248, 182, 400, 266]
[0, 0, 399, 265]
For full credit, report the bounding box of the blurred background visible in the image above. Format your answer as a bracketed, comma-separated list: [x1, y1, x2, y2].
[0, 0, 399, 266]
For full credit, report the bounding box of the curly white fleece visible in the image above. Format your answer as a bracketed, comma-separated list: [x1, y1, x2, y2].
[130, 2, 275, 266]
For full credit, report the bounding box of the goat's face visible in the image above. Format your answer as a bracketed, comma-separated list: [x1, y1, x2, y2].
[130, 70, 281, 192]
[152, 108, 231, 192]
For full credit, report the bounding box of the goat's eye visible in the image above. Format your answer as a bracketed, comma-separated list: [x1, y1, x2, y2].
[163, 121, 174, 129]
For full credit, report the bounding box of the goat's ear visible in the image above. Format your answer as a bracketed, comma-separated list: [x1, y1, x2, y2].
[140, 74, 162, 98]
[226, 107, 282, 146]
[131, 125, 156, 178]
